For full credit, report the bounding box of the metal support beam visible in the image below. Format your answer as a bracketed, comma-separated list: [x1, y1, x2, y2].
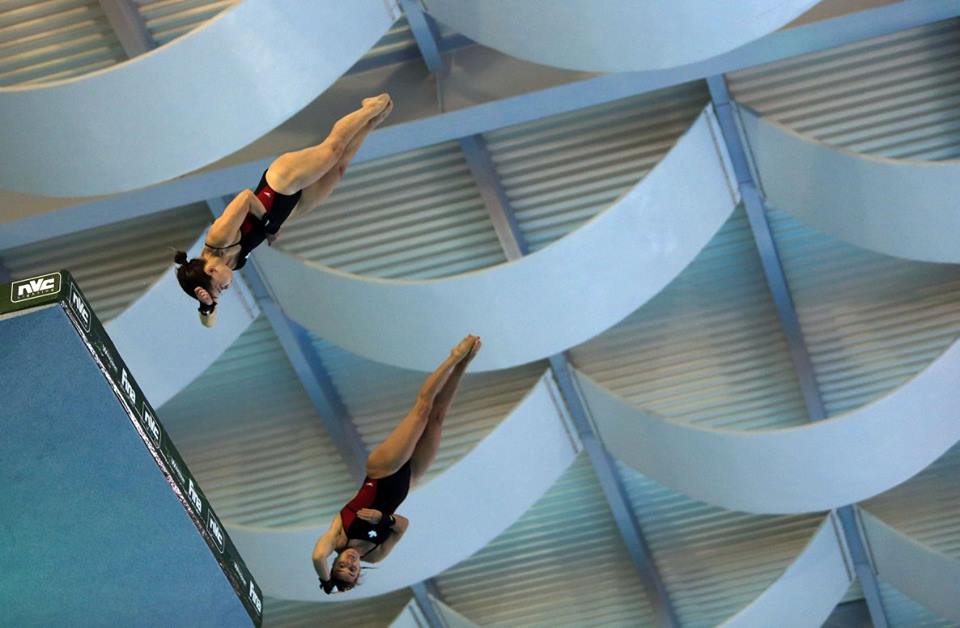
[401, 5, 672, 622]
[204, 198, 368, 483]
[452, 114, 678, 628]
[98, 0, 155, 58]
[548, 356, 679, 628]
[399, 0, 446, 74]
[410, 581, 448, 628]
[707, 76, 890, 628]
[5, 0, 958, 251]
[458, 135, 528, 260]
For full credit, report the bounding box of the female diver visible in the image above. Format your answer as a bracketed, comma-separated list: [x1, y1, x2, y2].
[312, 334, 482, 593]
[173, 93, 393, 326]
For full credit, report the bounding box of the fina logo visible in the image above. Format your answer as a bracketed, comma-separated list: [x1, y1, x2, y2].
[164, 450, 186, 486]
[11, 272, 61, 303]
[68, 285, 91, 332]
[232, 561, 247, 587]
[120, 368, 137, 406]
[141, 404, 161, 446]
[187, 478, 203, 515]
[248, 581, 262, 615]
[207, 513, 225, 554]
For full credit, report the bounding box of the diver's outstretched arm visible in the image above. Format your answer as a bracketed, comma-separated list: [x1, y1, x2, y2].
[311, 515, 343, 581]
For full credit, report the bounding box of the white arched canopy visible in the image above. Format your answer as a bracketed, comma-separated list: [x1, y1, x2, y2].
[575, 335, 960, 514]
[227, 375, 580, 601]
[422, 0, 820, 72]
[861, 510, 960, 623]
[721, 516, 850, 627]
[740, 108, 960, 264]
[106, 233, 259, 408]
[0, 0, 396, 197]
[257, 108, 738, 372]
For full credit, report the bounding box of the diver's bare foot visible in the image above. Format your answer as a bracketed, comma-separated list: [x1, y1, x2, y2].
[370, 98, 393, 127]
[361, 93, 391, 116]
[451, 334, 477, 360]
[463, 337, 481, 364]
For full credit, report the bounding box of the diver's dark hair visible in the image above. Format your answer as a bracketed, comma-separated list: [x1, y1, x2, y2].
[173, 250, 216, 315]
[319, 576, 355, 595]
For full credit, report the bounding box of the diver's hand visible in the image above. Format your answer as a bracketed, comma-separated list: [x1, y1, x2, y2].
[356, 508, 383, 524]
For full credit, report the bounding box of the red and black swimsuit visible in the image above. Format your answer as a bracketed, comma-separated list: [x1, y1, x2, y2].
[230, 170, 302, 270]
[339, 462, 411, 557]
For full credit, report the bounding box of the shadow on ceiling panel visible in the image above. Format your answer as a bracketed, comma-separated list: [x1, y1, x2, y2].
[571, 207, 808, 431]
[729, 19, 960, 159]
[263, 589, 412, 628]
[863, 442, 960, 560]
[434, 453, 657, 627]
[137, 0, 237, 47]
[276, 141, 506, 280]
[0, 0, 123, 86]
[766, 207, 960, 418]
[617, 461, 826, 627]
[878, 580, 954, 628]
[484, 81, 709, 252]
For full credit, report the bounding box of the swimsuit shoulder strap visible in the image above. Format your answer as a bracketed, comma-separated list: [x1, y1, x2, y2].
[204, 238, 241, 252]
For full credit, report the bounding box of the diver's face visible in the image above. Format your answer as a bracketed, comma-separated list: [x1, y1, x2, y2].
[332, 548, 361, 587]
[204, 262, 233, 300]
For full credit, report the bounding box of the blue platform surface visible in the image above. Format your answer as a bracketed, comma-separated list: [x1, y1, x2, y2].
[0, 306, 253, 627]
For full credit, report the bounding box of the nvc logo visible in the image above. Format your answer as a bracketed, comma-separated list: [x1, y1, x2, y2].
[140, 404, 162, 447]
[207, 513, 225, 554]
[11, 272, 61, 303]
[69, 285, 91, 332]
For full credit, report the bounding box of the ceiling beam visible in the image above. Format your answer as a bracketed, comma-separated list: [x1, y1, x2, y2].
[707, 75, 890, 627]
[402, 4, 674, 622]
[449, 91, 679, 628]
[98, 0, 155, 58]
[410, 581, 448, 628]
[3, 0, 957, 250]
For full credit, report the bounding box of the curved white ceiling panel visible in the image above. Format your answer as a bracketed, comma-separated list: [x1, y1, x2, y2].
[227, 374, 579, 601]
[861, 510, 960, 624]
[422, 0, 820, 72]
[721, 516, 850, 627]
[741, 109, 960, 264]
[106, 233, 259, 408]
[0, 0, 395, 197]
[257, 109, 738, 372]
[575, 336, 960, 513]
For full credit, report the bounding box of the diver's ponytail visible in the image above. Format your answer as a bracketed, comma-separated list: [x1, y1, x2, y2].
[174, 250, 189, 265]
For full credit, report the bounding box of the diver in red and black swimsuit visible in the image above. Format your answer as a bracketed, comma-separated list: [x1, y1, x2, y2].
[173, 93, 393, 327]
[312, 335, 482, 594]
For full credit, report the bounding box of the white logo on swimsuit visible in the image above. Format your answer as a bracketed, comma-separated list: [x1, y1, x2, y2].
[11, 272, 61, 302]
[365, 482, 373, 487]
[263, 191, 272, 197]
